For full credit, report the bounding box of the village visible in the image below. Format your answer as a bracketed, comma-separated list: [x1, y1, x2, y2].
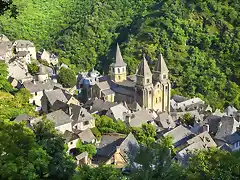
[1, 33, 240, 169]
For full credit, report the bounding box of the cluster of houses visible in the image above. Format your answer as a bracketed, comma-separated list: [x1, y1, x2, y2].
[1, 34, 240, 168]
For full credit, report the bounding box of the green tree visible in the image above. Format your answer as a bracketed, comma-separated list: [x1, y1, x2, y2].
[0, 62, 13, 92]
[131, 140, 184, 180]
[32, 119, 76, 180]
[58, 67, 76, 88]
[180, 113, 195, 126]
[131, 123, 156, 145]
[0, 119, 50, 180]
[27, 62, 39, 75]
[72, 165, 125, 180]
[76, 140, 96, 158]
[186, 149, 240, 180]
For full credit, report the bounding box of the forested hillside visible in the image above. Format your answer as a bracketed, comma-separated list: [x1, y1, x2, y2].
[1, 0, 240, 110]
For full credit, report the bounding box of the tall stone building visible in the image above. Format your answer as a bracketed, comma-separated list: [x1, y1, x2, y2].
[92, 44, 171, 112]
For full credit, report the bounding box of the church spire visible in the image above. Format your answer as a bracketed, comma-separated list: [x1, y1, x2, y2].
[114, 43, 126, 67]
[154, 53, 169, 73]
[136, 54, 152, 77]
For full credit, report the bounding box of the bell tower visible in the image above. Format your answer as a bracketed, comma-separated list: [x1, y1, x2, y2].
[153, 54, 171, 112]
[135, 54, 153, 109]
[110, 43, 127, 82]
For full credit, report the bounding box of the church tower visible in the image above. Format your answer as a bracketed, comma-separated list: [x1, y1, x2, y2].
[135, 55, 153, 109]
[153, 54, 171, 112]
[110, 43, 127, 82]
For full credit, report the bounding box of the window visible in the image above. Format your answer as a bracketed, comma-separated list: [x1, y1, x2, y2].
[122, 67, 125, 73]
[35, 92, 37, 95]
[146, 79, 150, 83]
[165, 86, 168, 90]
[159, 97, 161, 102]
[70, 142, 73, 145]
[163, 74, 167, 79]
[118, 76, 121, 80]
[118, 68, 120, 73]
[84, 121, 89, 126]
[156, 98, 158, 103]
[149, 91, 152, 95]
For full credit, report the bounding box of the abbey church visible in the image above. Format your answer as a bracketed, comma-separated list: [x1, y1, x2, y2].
[92, 44, 171, 112]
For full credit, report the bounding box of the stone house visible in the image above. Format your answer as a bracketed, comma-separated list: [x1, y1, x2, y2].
[63, 130, 79, 153]
[16, 51, 31, 64]
[0, 41, 13, 62]
[77, 128, 96, 144]
[71, 104, 95, 131]
[92, 81, 115, 102]
[31, 110, 73, 134]
[105, 103, 129, 121]
[163, 125, 194, 147]
[176, 131, 216, 165]
[76, 152, 89, 166]
[37, 49, 59, 65]
[23, 79, 62, 107]
[94, 133, 139, 168]
[13, 40, 36, 59]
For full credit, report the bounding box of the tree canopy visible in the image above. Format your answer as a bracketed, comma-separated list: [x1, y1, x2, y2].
[1, 0, 240, 110]
[57, 67, 76, 88]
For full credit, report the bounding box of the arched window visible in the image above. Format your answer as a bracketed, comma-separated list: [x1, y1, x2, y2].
[122, 67, 125, 73]
[118, 68, 120, 73]
[118, 76, 121, 80]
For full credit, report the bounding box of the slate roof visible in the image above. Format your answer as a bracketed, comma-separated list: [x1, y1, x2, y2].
[112, 86, 135, 97]
[63, 130, 79, 143]
[14, 40, 34, 48]
[23, 80, 62, 93]
[129, 109, 154, 127]
[14, 114, 34, 123]
[44, 89, 68, 105]
[171, 95, 188, 103]
[155, 112, 176, 129]
[110, 43, 126, 67]
[154, 54, 169, 73]
[170, 110, 202, 122]
[96, 133, 139, 161]
[71, 104, 94, 123]
[163, 125, 193, 145]
[96, 81, 110, 90]
[136, 56, 152, 77]
[97, 133, 126, 157]
[78, 128, 96, 143]
[224, 132, 240, 144]
[215, 116, 240, 141]
[200, 115, 221, 136]
[31, 110, 72, 127]
[127, 101, 141, 112]
[87, 99, 117, 113]
[0, 34, 10, 42]
[115, 79, 136, 88]
[108, 104, 129, 121]
[102, 89, 115, 96]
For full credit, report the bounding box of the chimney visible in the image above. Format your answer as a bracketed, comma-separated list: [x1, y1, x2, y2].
[202, 124, 209, 132]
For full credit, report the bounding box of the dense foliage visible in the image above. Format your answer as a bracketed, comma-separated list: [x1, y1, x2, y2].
[1, 0, 240, 110]
[57, 67, 76, 88]
[0, 119, 76, 180]
[76, 140, 96, 158]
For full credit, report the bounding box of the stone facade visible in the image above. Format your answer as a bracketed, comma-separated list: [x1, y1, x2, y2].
[92, 44, 171, 113]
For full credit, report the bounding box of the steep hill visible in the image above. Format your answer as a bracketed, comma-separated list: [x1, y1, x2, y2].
[0, 0, 240, 109]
